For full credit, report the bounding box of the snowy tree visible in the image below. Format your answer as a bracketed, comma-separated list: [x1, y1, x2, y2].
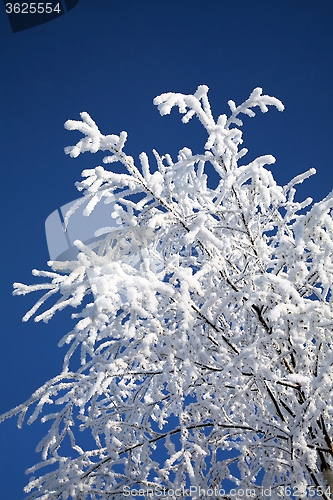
[2, 85, 333, 500]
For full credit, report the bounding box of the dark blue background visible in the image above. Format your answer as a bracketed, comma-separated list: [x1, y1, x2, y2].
[0, 1, 332, 497]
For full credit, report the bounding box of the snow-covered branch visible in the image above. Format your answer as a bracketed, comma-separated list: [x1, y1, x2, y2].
[3, 85, 333, 499]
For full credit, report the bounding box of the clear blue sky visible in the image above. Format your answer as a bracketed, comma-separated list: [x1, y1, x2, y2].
[0, 1, 332, 497]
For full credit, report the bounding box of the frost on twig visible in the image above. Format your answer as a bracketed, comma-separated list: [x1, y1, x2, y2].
[3, 86, 333, 500]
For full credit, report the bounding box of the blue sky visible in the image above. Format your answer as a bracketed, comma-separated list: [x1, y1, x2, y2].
[0, 0, 333, 497]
